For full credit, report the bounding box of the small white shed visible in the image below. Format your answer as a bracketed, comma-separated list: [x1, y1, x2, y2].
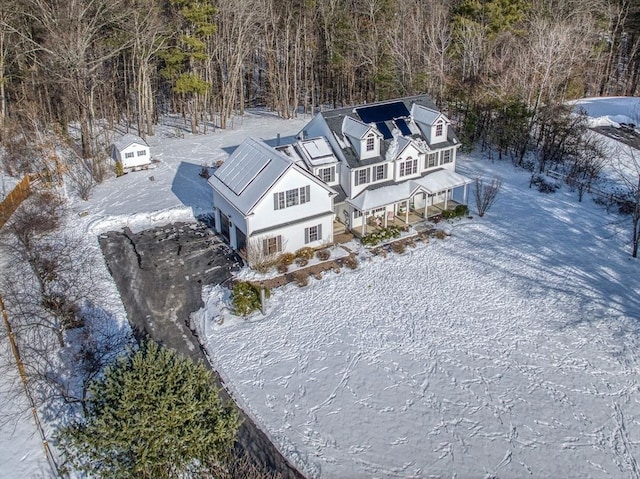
[111, 134, 151, 171]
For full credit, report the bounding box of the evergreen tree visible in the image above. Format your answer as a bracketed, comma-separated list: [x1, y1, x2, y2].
[57, 340, 240, 479]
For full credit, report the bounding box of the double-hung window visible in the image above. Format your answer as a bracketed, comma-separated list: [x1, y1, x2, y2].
[425, 153, 438, 169]
[355, 168, 370, 186]
[366, 135, 375, 151]
[374, 164, 387, 181]
[124, 152, 135, 159]
[318, 167, 335, 183]
[435, 123, 443, 136]
[441, 149, 452, 164]
[399, 158, 418, 177]
[286, 188, 299, 207]
[263, 236, 283, 255]
[137, 150, 147, 157]
[304, 224, 322, 244]
[273, 185, 311, 210]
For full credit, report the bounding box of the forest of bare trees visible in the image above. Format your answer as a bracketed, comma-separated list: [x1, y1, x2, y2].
[0, 0, 639, 166]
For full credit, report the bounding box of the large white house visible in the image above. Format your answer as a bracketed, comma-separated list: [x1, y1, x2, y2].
[296, 95, 472, 235]
[209, 95, 472, 256]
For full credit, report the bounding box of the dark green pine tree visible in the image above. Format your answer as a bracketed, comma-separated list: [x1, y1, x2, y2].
[57, 340, 240, 478]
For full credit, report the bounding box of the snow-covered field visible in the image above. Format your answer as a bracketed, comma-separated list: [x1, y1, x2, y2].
[199, 156, 640, 478]
[2, 102, 640, 478]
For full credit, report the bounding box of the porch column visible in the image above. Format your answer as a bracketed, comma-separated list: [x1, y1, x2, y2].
[405, 199, 409, 224]
[361, 210, 366, 236]
[463, 184, 468, 205]
[383, 207, 388, 228]
[444, 190, 449, 210]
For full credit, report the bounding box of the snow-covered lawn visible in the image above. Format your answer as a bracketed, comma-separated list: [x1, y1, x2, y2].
[199, 157, 640, 478]
[0, 111, 309, 478]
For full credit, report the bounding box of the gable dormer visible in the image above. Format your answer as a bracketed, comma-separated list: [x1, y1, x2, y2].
[411, 104, 449, 146]
[342, 116, 381, 160]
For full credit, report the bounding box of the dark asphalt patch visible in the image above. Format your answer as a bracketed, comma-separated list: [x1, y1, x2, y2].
[99, 221, 305, 479]
[99, 221, 240, 363]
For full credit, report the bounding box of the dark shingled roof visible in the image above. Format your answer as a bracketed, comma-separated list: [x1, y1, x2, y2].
[319, 95, 457, 169]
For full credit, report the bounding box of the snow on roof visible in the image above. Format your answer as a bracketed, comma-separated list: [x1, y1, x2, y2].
[415, 168, 473, 193]
[299, 138, 339, 166]
[342, 116, 375, 140]
[210, 138, 293, 215]
[411, 104, 444, 126]
[347, 169, 472, 211]
[113, 133, 148, 151]
[347, 181, 422, 211]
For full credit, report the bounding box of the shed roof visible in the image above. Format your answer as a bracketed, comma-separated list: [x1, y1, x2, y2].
[113, 134, 148, 151]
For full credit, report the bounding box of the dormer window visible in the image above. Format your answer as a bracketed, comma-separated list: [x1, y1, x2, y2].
[366, 135, 375, 151]
[436, 123, 443, 136]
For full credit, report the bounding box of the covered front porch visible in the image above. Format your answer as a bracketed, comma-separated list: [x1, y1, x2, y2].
[349, 199, 464, 237]
[346, 169, 472, 237]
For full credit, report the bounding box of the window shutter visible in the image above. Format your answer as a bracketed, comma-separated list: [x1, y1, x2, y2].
[304, 227, 310, 244]
[317, 224, 322, 240]
[276, 235, 282, 252]
[263, 238, 269, 255]
[274, 193, 279, 210]
[305, 185, 310, 203]
[330, 168, 335, 182]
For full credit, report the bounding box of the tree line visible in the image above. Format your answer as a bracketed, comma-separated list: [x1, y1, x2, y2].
[0, 0, 639, 162]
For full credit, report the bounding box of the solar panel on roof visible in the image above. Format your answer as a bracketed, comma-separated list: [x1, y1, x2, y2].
[216, 155, 271, 195]
[376, 122, 392, 139]
[356, 102, 410, 124]
[395, 118, 412, 136]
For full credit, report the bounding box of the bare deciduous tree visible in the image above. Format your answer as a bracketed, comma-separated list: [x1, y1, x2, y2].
[474, 177, 502, 217]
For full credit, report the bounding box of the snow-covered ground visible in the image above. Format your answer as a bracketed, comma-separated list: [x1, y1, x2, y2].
[0, 342, 53, 479]
[2, 102, 640, 478]
[198, 156, 640, 478]
[572, 96, 640, 128]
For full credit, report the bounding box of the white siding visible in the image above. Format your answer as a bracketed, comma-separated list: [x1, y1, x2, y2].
[251, 215, 334, 254]
[248, 168, 333, 235]
[359, 133, 380, 160]
[212, 189, 248, 249]
[119, 143, 151, 169]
